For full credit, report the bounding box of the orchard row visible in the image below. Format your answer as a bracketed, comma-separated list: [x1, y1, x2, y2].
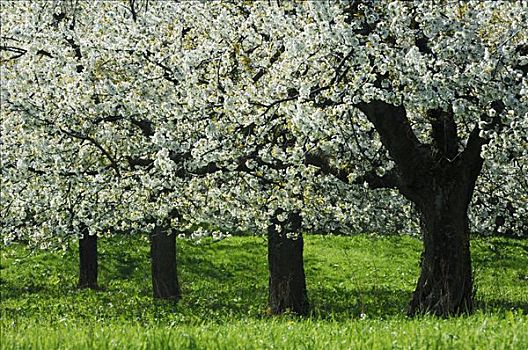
[1, 1, 527, 316]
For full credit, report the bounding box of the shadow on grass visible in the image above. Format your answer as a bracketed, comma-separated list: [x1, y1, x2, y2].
[0, 282, 47, 300]
[191, 239, 267, 252]
[3, 237, 526, 323]
[180, 256, 236, 281]
[0, 254, 77, 301]
[106, 240, 413, 320]
[174, 284, 414, 321]
[309, 286, 412, 319]
[473, 239, 528, 270]
[475, 298, 528, 314]
[102, 250, 143, 280]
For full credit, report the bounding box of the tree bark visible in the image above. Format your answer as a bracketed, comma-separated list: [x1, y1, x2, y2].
[352, 100, 496, 317]
[267, 211, 309, 315]
[78, 230, 98, 289]
[408, 183, 474, 316]
[150, 226, 181, 300]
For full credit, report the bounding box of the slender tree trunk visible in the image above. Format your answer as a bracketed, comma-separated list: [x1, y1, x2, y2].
[408, 183, 474, 316]
[78, 230, 98, 289]
[150, 226, 181, 300]
[267, 211, 309, 315]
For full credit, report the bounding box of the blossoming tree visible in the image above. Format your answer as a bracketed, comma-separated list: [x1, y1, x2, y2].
[169, 0, 527, 316]
[2, 0, 526, 317]
[0, 0, 208, 298]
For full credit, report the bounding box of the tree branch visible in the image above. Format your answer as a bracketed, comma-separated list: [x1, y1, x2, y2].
[252, 44, 284, 83]
[0, 45, 27, 59]
[60, 128, 121, 177]
[427, 107, 459, 160]
[460, 100, 506, 181]
[354, 100, 427, 178]
[355, 169, 399, 189]
[304, 151, 350, 183]
[304, 150, 398, 189]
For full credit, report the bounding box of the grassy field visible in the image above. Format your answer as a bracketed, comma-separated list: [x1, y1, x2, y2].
[1, 234, 527, 349]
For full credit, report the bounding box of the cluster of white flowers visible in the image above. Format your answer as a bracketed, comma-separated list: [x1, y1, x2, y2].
[1, 0, 526, 249]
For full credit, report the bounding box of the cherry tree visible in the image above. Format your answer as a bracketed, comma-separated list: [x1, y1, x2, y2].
[2, 0, 526, 317]
[166, 0, 527, 316]
[0, 0, 207, 298]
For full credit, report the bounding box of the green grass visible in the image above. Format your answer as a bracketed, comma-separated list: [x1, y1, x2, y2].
[1, 234, 527, 349]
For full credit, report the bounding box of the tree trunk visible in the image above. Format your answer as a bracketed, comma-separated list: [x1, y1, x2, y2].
[268, 211, 309, 315]
[408, 184, 474, 316]
[150, 226, 181, 300]
[78, 230, 98, 289]
[352, 99, 503, 317]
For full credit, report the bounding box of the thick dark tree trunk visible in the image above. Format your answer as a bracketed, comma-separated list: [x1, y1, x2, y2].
[267, 211, 309, 315]
[352, 100, 498, 317]
[408, 184, 474, 316]
[150, 226, 181, 300]
[78, 230, 98, 289]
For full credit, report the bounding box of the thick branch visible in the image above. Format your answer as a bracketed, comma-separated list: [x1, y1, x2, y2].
[3, 162, 103, 178]
[514, 44, 528, 75]
[304, 151, 350, 183]
[93, 115, 154, 137]
[461, 126, 485, 171]
[127, 157, 154, 170]
[354, 100, 426, 177]
[427, 107, 459, 160]
[355, 169, 399, 189]
[305, 150, 398, 189]
[460, 100, 505, 185]
[130, 118, 154, 137]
